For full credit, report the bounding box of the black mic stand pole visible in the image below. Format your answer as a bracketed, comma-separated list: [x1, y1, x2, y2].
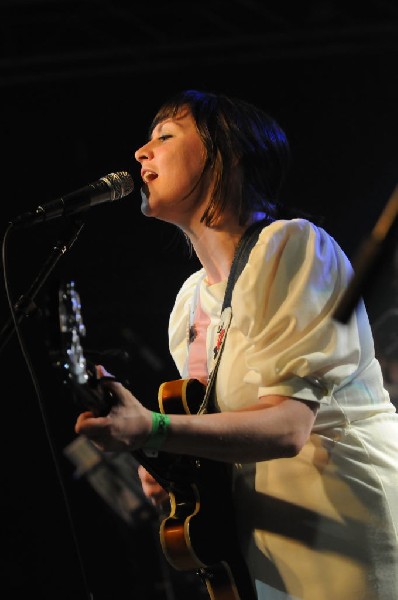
[0, 219, 85, 354]
[334, 184, 398, 324]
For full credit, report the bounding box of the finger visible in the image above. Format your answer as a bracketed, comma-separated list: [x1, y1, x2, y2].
[137, 465, 156, 484]
[74, 411, 110, 434]
[75, 411, 94, 431]
[95, 364, 114, 378]
[141, 480, 168, 502]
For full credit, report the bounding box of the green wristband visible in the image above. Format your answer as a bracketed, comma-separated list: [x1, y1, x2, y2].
[143, 412, 171, 450]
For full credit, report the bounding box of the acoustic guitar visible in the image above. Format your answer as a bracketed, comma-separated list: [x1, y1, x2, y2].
[54, 280, 257, 600]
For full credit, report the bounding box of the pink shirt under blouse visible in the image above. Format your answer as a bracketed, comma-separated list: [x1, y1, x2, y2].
[188, 299, 210, 385]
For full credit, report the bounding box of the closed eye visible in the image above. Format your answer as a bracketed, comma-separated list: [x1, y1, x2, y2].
[159, 134, 173, 141]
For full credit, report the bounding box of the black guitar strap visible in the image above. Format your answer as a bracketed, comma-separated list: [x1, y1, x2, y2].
[198, 216, 272, 414]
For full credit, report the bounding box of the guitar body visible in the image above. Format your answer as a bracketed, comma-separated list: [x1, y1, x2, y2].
[54, 281, 257, 600]
[142, 378, 256, 600]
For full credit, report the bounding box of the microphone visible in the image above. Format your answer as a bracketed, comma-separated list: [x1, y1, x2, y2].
[10, 171, 134, 229]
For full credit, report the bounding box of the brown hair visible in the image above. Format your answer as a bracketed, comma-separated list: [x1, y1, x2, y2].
[149, 89, 291, 226]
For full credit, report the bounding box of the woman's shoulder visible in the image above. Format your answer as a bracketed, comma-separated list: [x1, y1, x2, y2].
[174, 268, 206, 302]
[258, 217, 341, 250]
[261, 217, 321, 236]
[252, 217, 350, 270]
[254, 217, 316, 252]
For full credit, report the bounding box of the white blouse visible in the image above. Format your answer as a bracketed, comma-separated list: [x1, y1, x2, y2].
[168, 219, 398, 599]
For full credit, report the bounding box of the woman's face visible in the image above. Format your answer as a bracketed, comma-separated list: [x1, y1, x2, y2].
[134, 109, 212, 227]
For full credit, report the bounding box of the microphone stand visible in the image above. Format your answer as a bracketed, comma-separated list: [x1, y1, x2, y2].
[334, 184, 398, 323]
[0, 219, 85, 354]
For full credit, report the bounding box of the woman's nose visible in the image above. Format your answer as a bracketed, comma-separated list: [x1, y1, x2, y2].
[134, 142, 151, 163]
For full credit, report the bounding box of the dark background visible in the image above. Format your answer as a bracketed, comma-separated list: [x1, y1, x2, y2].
[1, 1, 398, 598]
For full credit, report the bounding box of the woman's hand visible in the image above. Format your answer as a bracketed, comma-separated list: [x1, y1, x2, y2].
[137, 465, 169, 506]
[74, 370, 153, 453]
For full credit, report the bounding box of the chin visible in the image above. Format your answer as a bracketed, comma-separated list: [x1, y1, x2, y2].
[140, 203, 151, 217]
[140, 187, 152, 216]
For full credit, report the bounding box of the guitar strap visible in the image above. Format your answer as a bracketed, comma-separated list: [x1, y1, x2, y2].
[197, 216, 273, 415]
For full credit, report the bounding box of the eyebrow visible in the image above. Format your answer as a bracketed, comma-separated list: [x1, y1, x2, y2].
[150, 118, 186, 139]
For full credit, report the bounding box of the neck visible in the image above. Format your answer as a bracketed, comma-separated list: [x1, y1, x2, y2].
[184, 212, 265, 285]
[192, 228, 243, 284]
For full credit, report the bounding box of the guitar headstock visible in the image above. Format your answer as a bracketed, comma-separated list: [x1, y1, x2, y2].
[59, 280, 89, 387]
[55, 280, 116, 416]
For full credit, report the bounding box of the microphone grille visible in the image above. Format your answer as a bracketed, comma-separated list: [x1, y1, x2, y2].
[102, 171, 134, 201]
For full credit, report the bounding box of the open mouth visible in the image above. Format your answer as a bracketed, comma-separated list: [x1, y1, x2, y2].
[142, 170, 158, 183]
